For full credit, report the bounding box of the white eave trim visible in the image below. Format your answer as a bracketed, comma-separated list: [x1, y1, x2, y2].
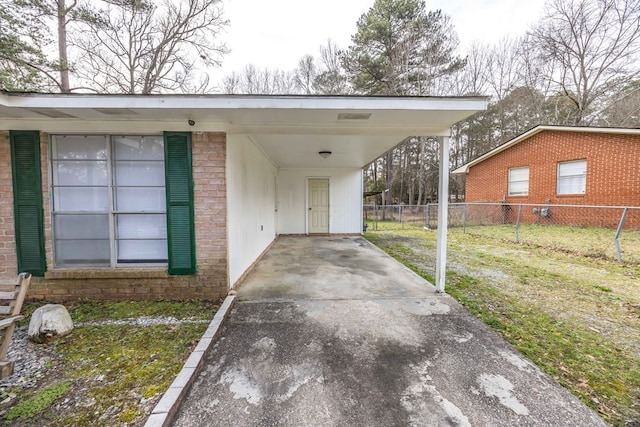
[452, 125, 640, 174]
[0, 92, 488, 112]
[0, 118, 230, 133]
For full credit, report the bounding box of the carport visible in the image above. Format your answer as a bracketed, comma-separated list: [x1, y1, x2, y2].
[1, 92, 487, 294]
[229, 95, 485, 292]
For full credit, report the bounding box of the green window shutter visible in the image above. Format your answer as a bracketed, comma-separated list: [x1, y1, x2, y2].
[10, 131, 46, 276]
[164, 132, 196, 275]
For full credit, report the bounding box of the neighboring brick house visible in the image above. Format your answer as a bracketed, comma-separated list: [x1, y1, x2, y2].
[452, 126, 640, 228]
[0, 92, 485, 301]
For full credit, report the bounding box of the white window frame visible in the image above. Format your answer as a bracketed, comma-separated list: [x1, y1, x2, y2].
[557, 159, 587, 195]
[508, 166, 529, 196]
[50, 134, 167, 268]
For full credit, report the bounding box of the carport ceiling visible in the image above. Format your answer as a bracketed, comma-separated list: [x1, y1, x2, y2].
[0, 93, 487, 168]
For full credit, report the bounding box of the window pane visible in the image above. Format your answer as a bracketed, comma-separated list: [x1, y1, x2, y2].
[115, 187, 166, 212]
[114, 136, 164, 160]
[51, 134, 168, 267]
[558, 160, 586, 194]
[509, 167, 529, 181]
[508, 167, 529, 196]
[53, 187, 109, 211]
[559, 160, 586, 177]
[52, 135, 106, 160]
[558, 176, 586, 194]
[53, 160, 108, 186]
[55, 239, 110, 266]
[509, 181, 529, 195]
[116, 214, 166, 239]
[117, 240, 167, 262]
[114, 161, 164, 186]
[54, 214, 109, 239]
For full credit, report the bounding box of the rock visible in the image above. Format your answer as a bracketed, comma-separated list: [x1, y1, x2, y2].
[28, 304, 74, 343]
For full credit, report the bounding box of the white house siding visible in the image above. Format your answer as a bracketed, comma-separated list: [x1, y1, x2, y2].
[277, 168, 363, 235]
[227, 134, 277, 286]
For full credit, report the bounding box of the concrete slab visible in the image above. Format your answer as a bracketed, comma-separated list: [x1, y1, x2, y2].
[172, 236, 607, 427]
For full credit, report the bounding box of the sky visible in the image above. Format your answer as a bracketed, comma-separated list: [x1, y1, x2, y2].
[214, 0, 547, 78]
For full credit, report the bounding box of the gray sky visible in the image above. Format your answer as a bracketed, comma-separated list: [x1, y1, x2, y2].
[216, 0, 546, 76]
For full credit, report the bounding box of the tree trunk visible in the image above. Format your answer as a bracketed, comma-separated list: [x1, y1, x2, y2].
[385, 151, 394, 205]
[57, 0, 70, 93]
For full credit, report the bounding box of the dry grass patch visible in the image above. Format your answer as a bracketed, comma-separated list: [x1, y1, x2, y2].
[366, 228, 640, 427]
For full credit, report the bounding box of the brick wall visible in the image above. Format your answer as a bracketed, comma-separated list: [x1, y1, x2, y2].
[464, 130, 640, 227]
[191, 132, 228, 297]
[0, 131, 17, 276]
[1, 130, 228, 301]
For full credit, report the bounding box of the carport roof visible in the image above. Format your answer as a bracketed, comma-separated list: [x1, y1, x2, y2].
[0, 92, 487, 168]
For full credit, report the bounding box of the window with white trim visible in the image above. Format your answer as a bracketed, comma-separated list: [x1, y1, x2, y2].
[51, 135, 167, 267]
[508, 166, 529, 196]
[557, 159, 586, 195]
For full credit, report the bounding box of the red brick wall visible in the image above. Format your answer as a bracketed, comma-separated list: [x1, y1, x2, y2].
[191, 132, 228, 297]
[464, 131, 640, 228]
[0, 131, 17, 276]
[0, 130, 228, 301]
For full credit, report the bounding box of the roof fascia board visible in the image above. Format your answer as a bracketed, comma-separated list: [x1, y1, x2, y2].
[537, 125, 640, 135]
[0, 118, 229, 133]
[1, 93, 488, 112]
[452, 125, 640, 174]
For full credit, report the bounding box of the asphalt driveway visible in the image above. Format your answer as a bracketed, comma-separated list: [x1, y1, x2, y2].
[172, 236, 606, 426]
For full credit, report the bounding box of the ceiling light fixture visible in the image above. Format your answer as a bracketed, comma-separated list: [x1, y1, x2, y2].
[318, 151, 332, 159]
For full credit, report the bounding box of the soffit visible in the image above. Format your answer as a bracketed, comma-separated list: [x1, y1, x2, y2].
[0, 93, 487, 168]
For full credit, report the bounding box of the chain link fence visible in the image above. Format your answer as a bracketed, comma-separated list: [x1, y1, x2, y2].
[363, 203, 640, 264]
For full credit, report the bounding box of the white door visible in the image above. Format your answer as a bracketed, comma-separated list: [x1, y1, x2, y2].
[308, 179, 329, 234]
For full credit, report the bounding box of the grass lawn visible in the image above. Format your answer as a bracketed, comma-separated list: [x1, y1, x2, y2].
[366, 226, 640, 427]
[366, 220, 640, 264]
[0, 300, 219, 427]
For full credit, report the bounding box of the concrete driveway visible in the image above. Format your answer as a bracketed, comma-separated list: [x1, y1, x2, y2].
[173, 236, 606, 426]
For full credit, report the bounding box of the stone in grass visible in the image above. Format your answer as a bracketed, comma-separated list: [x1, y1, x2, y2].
[28, 304, 74, 344]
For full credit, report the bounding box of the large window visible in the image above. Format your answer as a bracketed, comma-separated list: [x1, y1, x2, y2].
[557, 159, 586, 195]
[508, 166, 529, 196]
[51, 135, 167, 267]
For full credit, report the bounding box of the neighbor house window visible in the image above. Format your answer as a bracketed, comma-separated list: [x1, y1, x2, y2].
[557, 159, 586, 195]
[51, 135, 167, 267]
[508, 166, 529, 196]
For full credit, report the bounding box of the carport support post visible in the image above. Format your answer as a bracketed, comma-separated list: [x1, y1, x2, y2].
[435, 136, 450, 293]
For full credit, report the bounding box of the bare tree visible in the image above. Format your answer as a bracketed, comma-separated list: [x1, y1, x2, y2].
[528, 0, 640, 124]
[72, 0, 228, 94]
[445, 42, 491, 96]
[221, 64, 298, 94]
[598, 79, 640, 126]
[313, 39, 350, 94]
[294, 55, 316, 94]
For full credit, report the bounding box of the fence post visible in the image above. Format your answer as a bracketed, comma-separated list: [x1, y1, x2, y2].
[426, 203, 430, 229]
[515, 204, 523, 243]
[463, 203, 467, 234]
[401, 205, 404, 229]
[424, 202, 429, 228]
[374, 204, 378, 231]
[615, 207, 629, 262]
